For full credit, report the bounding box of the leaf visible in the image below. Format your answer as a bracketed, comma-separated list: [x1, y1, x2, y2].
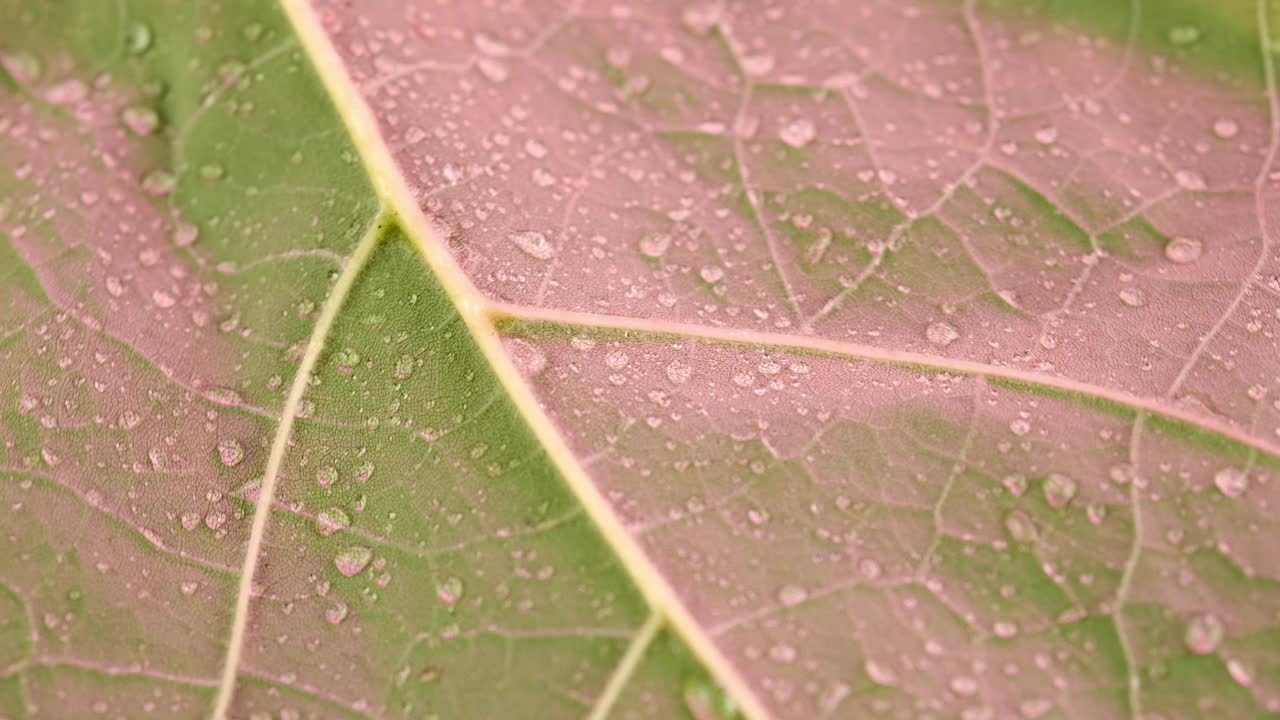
[1, 1, 1277, 719]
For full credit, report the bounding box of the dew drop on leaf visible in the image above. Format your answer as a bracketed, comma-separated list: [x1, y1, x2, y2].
[127, 22, 153, 54]
[436, 576, 465, 606]
[926, 321, 959, 347]
[504, 338, 547, 377]
[316, 465, 338, 488]
[334, 546, 372, 577]
[141, 169, 176, 197]
[857, 558, 882, 580]
[1212, 118, 1239, 139]
[1164, 237, 1202, 264]
[638, 232, 671, 259]
[316, 507, 351, 537]
[682, 678, 739, 720]
[666, 360, 693, 385]
[864, 659, 897, 685]
[216, 438, 245, 467]
[120, 105, 159, 136]
[1213, 467, 1248, 498]
[1167, 25, 1201, 45]
[1004, 510, 1038, 543]
[1184, 613, 1224, 654]
[507, 230, 555, 260]
[1003, 474, 1028, 496]
[325, 601, 349, 625]
[778, 118, 816, 148]
[1118, 287, 1147, 307]
[1043, 473, 1077, 509]
[394, 354, 415, 380]
[776, 584, 807, 608]
[699, 265, 725, 283]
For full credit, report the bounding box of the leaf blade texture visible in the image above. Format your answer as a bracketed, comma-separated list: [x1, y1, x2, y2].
[1, 1, 1278, 719]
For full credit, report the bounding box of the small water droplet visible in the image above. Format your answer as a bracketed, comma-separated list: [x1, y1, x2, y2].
[1043, 473, 1077, 509]
[778, 118, 816, 148]
[120, 105, 159, 136]
[316, 507, 351, 536]
[699, 265, 725, 283]
[666, 359, 692, 385]
[127, 22, 153, 54]
[394, 354, 415, 380]
[325, 601, 349, 625]
[1212, 118, 1239, 139]
[1118, 287, 1147, 307]
[1164, 237, 1202, 264]
[1003, 474, 1028, 496]
[141, 169, 176, 197]
[865, 660, 897, 685]
[334, 546, 372, 577]
[1004, 510, 1038, 543]
[857, 558, 882, 580]
[316, 465, 338, 488]
[639, 232, 671, 259]
[1174, 169, 1206, 190]
[174, 222, 199, 248]
[504, 338, 547, 377]
[436, 576, 465, 605]
[334, 347, 360, 373]
[1213, 466, 1248, 498]
[1168, 25, 1201, 46]
[508, 230, 555, 260]
[1184, 613, 1224, 654]
[926, 321, 960, 347]
[217, 438, 245, 467]
[1033, 125, 1058, 145]
[777, 584, 807, 608]
[949, 675, 978, 696]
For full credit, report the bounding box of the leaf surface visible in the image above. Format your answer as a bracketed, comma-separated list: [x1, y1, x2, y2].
[1, 1, 1279, 719]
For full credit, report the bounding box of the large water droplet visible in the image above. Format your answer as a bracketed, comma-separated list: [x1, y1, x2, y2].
[334, 546, 372, 577]
[1212, 118, 1239, 139]
[316, 465, 338, 489]
[1213, 467, 1248, 498]
[127, 23, 153, 54]
[666, 360, 693, 385]
[1164, 237, 1202, 264]
[639, 232, 671, 259]
[1184, 613, 1224, 654]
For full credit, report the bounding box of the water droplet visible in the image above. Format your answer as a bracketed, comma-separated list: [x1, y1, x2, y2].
[1003, 474, 1028, 496]
[152, 289, 176, 308]
[1184, 613, 1224, 654]
[1213, 118, 1239, 139]
[334, 546, 372, 577]
[394, 354, 415, 380]
[666, 359, 693, 385]
[316, 465, 338, 488]
[1168, 25, 1201, 46]
[141, 169, 176, 197]
[949, 675, 978, 696]
[1118, 287, 1147, 307]
[605, 350, 630, 370]
[325, 601, 349, 625]
[334, 347, 360, 373]
[1043, 473, 1077, 509]
[777, 584, 807, 608]
[508, 230, 555, 260]
[127, 23, 153, 54]
[1009, 418, 1031, 436]
[1227, 659, 1253, 686]
[699, 265, 725, 283]
[768, 643, 796, 663]
[865, 659, 897, 685]
[1213, 466, 1248, 498]
[504, 338, 547, 377]
[926, 321, 960, 347]
[682, 678, 738, 720]
[174, 222, 199, 248]
[1174, 169, 1206, 190]
[1004, 510, 1038, 543]
[1033, 126, 1058, 145]
[778, 118, 816, 148]
[316, 507, 351, 537]
[217, 439, 245, 467]
[741, 54, 775, 77]
[120, 105, 159, 136]
[356, 461, 374, 483]
[639, 232, 671, 259]
[44, 78, 87, 104]
[857, 558, 882, 580]
[1164, 237, 1202, 264]
[200, 163, 225, 180]
[436, 576, 464, 606]
[1109, 463, 1136, 485]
